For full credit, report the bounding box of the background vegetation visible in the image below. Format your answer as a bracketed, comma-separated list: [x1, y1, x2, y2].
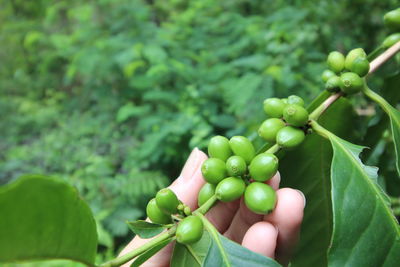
[0, 0, 398, 262]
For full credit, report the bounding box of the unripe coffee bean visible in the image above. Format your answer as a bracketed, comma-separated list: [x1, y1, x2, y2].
[215, 177, 246, 202]
[382, 33, 400, 49]
[276, 126, 306, 148]
[321, 69, 336, 83]
[384, 8, 400, 32]
[198, 183, 216, 207]
[249, 153, 278, 182]
[244, 182, 277, 214]
[345, 48, 366, 71]
[325, 76, 342, 93]
[155, 188, 180, 215]
[176, 216, 204, 244]
[258, 118, 286, 142]
[229, 136, 255, 164]
[146, 198, 171, 224]
[287, 95, 305, 107]
[340, 72, 364, 95]
[327, 51, 345, 74]
[208, 135, 232, 161]
[226, 155, 247, 177]
[263, 98, 286, 118]
[283, 104, 309, 127]
[201, 158, 227, 184]
[350, 57, 370, 77]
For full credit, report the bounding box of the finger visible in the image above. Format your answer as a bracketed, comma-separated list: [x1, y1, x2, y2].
[119, 148, 208, 267]
[242, 221, 278, 258]
[205, 199, 240, 232]
[264, 188, 305, 265]
[223, 172, 281, 242]
[169, 148, 208, 209]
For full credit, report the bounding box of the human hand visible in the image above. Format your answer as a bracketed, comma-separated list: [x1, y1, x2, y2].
[120, 148, 305, 266]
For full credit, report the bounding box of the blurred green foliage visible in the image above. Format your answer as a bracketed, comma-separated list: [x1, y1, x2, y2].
[0, 0, 397, 255]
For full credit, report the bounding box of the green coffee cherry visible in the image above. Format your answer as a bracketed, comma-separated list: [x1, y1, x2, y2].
[327, 51, 345, 73]
[350, 57, 369, 77]
[321, 69, 336, 83]
[258, 118, 286, 142]
[382, 33, 400, 49]
[198, 183, 216, 207]
[276, 126, 305, 148]
[325, 76, 342, 93]
[215, 177, 246, 202]
[176, 216, 204, 244]
[384, 8, 400, 32]
[249, 153, 278, 182]
[263, 98, 286, 118]
[155, 188, 180, 215]
[287, 95, 305, 107]
[229, 136, 255, 164]
[146, 198, 171, 224]
[283, 104, 309, 127]
[208, 135, 232, 161]
[201, 158, 227, 184]
[244, 182, 277, 214]
[340, 72, 364, 95]
[226, 156, 247, 177]
[345, 48, 367, 71]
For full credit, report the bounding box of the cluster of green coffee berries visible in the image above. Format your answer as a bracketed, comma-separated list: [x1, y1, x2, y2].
[199, 95, 309, 214]
[382, 8, 400, 49]
[322, 48, 369, 95]
[200, 135, 277, 214]
[261, 95, 308, 148]
[146, 188, 204, 244]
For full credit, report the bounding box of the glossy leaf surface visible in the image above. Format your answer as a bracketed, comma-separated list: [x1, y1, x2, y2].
[0, 175, 97, 265]
[326, 131, 400, 266]
[280, 98, 357, 267]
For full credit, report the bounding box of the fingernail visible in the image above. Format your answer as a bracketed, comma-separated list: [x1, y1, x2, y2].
[180, 148, 201, 180]
[296, 189, 306, 208]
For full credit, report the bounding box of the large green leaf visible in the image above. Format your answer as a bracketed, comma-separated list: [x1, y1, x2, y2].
[322, 129, 400, 266]
[386, 106, 400, 176]
[203, 233, 281, 267]
[196, 214, 280, 267]
[363, 81, 400, 176]
[280, 98, 357, 267]
[170, 230, 211, 267]
[0, 175, 97, 266]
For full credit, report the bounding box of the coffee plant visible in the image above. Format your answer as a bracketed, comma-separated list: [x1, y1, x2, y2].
[1, 7, 400, 267]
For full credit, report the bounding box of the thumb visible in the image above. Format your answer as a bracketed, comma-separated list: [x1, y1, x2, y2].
[119, 148, 207, 267]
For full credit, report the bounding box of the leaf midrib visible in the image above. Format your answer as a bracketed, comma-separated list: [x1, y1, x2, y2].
[199, 214, 231, 267]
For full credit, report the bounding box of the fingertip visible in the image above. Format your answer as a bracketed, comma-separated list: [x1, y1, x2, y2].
[264, 188, 305, 265]
[266, 188, 305, 226]
[242, 221, 278, 259]
[266, 171, 280, 190]
[169, 148, 208, 210]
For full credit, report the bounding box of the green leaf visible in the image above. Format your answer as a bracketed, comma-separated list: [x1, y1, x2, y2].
[170, 231, 210, 267]
[0, 175, 97, 265]
[131, 238, 173, 267]
[198, 214, 280, 267]
[321, 129, 400, 266]
[363, 85, 400, 176]
[280, 98, 357, 267]
[203, 233, 281, 267]
[127, 220, 168, 239]
[387, 105, 400, 176]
